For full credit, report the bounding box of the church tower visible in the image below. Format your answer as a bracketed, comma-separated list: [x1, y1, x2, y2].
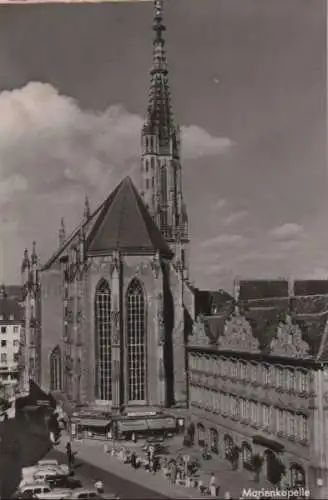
[141, 0, 189, 274]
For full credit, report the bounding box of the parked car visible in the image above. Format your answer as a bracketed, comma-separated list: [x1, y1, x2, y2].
[14, 483, 73, 500]
[33, 468, 67, 482]
[64, 488, 119, 499]
[38, 460, 70, 475]
[46, 476, 82, 490]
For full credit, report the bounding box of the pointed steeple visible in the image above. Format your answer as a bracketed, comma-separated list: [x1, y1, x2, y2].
[84, 196, 91, 221]
[141, 0, 189, 268]
[59, 217, 66, 246]
[143, 0, 174, 141]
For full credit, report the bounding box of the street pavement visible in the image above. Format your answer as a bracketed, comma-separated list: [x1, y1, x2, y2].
[47, 448, 169, 499]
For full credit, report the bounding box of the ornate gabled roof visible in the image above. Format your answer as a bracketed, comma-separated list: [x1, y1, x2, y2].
[193, 280, 328, 361]
[87, 176, 173, 258]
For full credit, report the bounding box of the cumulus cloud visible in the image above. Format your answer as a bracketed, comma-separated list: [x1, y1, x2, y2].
[222, 210, 248, 227]
[213, 199, 227, 210]
[201, 234, 247, 248]
[181, 126, 234, 158]
[269, 223, 304, 239]
[0, 82, 234, 282]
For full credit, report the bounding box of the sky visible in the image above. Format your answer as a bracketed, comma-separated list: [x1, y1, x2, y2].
[0, 0, 326, 292]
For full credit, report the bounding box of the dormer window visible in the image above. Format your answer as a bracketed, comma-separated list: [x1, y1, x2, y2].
[9, 315, 14, 321]
[0, 315, 3, 320]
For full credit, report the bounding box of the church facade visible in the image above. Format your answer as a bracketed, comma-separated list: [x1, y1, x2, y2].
[33, 0, 195, 411]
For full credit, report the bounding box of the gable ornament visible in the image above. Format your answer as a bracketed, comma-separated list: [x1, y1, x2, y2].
[219, 305, 260, 352]
[189, 315, 209, 346]
[270, 314, 311, 359]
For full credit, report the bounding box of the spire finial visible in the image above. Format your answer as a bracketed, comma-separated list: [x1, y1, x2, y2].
[31, 241, 38, 265]
[84, 195, 90, 221]
[59, 217, 66, 246]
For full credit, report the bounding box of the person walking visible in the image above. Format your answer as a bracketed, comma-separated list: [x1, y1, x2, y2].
[209, 473, 217, 497]
[94, 479, 104, 494]
[66, 441, 73, 469]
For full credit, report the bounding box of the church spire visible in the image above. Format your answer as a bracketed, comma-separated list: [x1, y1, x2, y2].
[59, 217, 66, 246]
[141, 0, 189, 270]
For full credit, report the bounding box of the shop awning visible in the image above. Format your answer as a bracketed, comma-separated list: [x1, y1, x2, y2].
[78, 418, 111, 428]
[118, 419, 148, 432]
[147, 417, 176, 430]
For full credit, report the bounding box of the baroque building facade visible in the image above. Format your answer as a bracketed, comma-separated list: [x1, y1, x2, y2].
[38, 0, 195, 413]
[188, 279, 328, 498]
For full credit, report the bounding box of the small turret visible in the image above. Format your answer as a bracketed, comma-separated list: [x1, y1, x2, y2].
[84, 196, 91, 222]
[59, 217, 66, 247]
[0, 283, 6, 299]
[31, 241, 39, 287]
[21, 249, 30, 286]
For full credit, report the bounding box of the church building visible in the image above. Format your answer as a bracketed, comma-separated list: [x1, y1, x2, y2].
[35, 0, 195, 411]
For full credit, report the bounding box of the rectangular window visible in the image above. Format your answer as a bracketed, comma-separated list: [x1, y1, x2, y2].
[1, 326, 6, 334]
[9, 315, 14, 321]
[13, 340, 19, 348]
[13, 353, 20, 363]
[146, 179, 149, 189]
[13, 326, 19, 334]
[1, 340, 7, 347]
[1, 353, 7, 363]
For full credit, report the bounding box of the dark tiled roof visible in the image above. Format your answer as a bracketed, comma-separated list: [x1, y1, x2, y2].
[294, 280, 328, 296]
[87, 176, 173, 258]
[194, 289, 234, 316]
[0, 298, 24, 322]
[238, 280, 289, 300]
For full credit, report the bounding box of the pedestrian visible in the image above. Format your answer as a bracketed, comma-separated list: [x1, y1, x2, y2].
[66, 441, 73, 468]
[170, 460, 177, 484]
[131, 451, 137, 469]
[94, 478, 104, 494]
[132, 432, 137, 443]
[209, 473, 217, 497]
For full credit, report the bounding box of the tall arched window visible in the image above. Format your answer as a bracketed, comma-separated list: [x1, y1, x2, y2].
[95, 279, 112, 402]
[127, 279, 146, 402]
[50, 346, 62, 391]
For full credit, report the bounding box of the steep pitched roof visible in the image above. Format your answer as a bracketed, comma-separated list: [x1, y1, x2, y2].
[87, 176, 173, 258]
[0, 298, 24, 323]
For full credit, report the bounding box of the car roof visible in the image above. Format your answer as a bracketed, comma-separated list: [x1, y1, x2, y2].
[20, 481, 50, 490]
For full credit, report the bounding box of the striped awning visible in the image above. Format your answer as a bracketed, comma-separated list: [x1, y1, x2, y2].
[78, 418, 111, 428]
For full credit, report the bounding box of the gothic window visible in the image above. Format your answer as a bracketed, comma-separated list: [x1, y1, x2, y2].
[152, 176, 155, 188]
[50, 346, 62, 391]
[127, 279, 146, 402]
[160, 166, 168, 205]
[151, 157, 155, 170]
[209, 428, 219, 454]
[95, 279, 112, 402]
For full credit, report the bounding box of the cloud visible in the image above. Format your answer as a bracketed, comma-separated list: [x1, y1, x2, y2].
[0, 82, 234, 282]
[223, 210, 248, 227]
[181, 126, 234, 158]
[201, 234, 247, 248]
[213, 199, 227, 210]
[269, 223, 304, 240]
